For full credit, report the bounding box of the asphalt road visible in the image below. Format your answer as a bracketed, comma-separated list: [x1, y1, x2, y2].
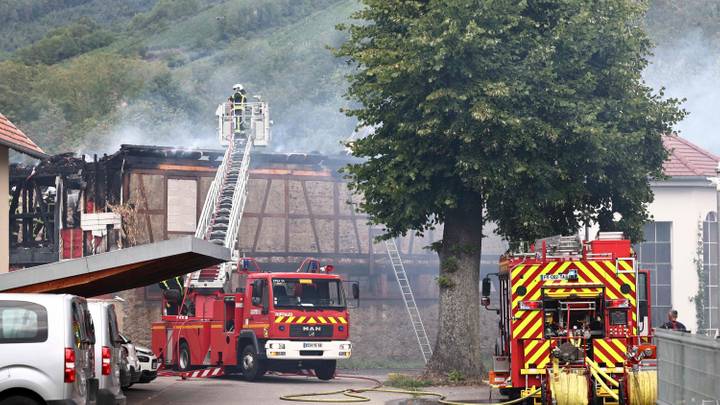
[125, 372, 492, 405]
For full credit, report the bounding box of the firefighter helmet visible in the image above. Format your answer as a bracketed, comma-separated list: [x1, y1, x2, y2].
[233, 83, 244, 92]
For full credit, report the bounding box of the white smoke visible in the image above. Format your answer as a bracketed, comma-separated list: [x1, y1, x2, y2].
[644, 30, 720, 153]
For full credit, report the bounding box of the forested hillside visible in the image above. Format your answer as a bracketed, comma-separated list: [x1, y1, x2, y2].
[0, 0, 718, 155]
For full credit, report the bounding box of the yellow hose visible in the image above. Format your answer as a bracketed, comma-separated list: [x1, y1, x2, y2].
[589, 366, 619, 402]
[627, 370, 657, 405]
[586, 358, 619, 388]
[279, 377, 541, 404]
[549, 371, 588, 405]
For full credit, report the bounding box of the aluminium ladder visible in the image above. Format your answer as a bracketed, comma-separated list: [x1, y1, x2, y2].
[188, 100, 268, 290]
[384, 238, 433, 363]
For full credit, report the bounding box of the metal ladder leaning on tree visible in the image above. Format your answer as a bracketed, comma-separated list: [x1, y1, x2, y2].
[384, 238, 433, 363]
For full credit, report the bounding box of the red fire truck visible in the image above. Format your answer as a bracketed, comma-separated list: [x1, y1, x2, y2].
[152, 258, 358, 381]
[482, 232, 657, 405]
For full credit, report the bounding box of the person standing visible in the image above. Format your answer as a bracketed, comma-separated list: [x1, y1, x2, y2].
[158, 276, 184, 316]
[659, 309, 688, 332]
[232, 83, 247, 133]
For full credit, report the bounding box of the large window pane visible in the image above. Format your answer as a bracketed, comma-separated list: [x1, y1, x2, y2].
[656, 223, 671, 242]
[707, 222, 718, 243]
[643, 223, 655, 241]
[656, 286, 672, 306]
[656, 243, 671, 263]
[704, 217, 720, 329]
[638, 221, 673, 326]
[641, 244, 655, 263]
[656, 264, 671, 285]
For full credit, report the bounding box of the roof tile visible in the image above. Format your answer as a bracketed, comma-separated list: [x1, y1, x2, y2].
[662, 134, 718, 177]
[0, 113, 45, 158]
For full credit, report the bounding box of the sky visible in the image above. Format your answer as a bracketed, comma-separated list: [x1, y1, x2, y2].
[644, 30, 720, 155]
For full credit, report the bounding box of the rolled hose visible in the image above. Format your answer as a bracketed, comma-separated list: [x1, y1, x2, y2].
[627, 370, 657, 405]
[279, 374, 540, 404]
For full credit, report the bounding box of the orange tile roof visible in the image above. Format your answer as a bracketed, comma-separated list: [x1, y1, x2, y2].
[663, 134, 719, 177]
[0, 113, 46, 158]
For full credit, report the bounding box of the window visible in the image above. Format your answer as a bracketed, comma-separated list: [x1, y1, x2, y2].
[167, 178, 197, 233]
[271, 278, 346, 309]
[634, 222, 672, 327]
[703, 213, 720, 330]
[107, 305, 121, 345]
[72, 300, 94, 346]
[0, 301, 48, 343]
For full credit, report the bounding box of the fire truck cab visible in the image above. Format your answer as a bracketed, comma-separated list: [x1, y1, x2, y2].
[152, 258, 358, 381]
[483, 232, 656, 405]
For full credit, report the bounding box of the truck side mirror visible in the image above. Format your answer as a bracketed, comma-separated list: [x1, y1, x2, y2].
[352, 283, 360, 300]
[482, 277, 492, 298]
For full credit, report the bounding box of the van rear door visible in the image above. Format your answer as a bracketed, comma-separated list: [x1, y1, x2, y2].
[71, 298, 96, 403]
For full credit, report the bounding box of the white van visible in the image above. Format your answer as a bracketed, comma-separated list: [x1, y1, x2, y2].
[87, 302, 126, 405]
[0, 293, 97, 405]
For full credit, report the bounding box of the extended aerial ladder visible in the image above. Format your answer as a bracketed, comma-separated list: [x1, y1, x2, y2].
[188, 88, 270, 290]
[384, 238, 433, 363]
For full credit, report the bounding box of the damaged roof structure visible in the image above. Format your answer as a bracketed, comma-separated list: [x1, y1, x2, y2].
[9, 144, 453, 301]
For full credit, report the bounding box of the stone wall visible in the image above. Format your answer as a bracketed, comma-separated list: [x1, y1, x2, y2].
[118, 293, 498, 370]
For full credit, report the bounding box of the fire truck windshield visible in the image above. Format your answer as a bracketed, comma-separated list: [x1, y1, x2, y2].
[271, 278, 346, 309]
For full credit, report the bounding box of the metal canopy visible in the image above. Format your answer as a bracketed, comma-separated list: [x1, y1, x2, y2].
[0, 237, 230, 297]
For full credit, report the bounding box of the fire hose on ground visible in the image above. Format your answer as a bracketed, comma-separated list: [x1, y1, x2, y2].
[278, 374, 540, 404]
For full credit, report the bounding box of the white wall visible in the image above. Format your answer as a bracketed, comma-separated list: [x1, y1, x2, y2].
[648, 180, 718, 332]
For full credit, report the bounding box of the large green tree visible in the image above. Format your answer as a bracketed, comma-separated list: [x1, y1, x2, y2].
[336, 0, 684, 376]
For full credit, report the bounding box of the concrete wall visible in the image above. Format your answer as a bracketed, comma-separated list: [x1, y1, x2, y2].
[656, 328, 720, 403]
[648, 179, 718, 332]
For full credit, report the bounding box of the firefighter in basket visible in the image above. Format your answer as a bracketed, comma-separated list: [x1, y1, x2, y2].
[232, 83, 247, 133]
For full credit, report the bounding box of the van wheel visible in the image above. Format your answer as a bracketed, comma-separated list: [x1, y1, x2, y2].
[314, 360, 336, 380]
[240, 346, 265, 381]
[0, 396, 39, 405]
[178, 341, 191, 371]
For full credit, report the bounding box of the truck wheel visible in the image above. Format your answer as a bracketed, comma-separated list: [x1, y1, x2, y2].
[240, 346, 265, 381]
[314, 360, 336, 381]
[178, 341, 191, 372]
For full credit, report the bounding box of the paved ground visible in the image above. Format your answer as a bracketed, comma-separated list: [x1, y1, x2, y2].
[125, 371, 494, 404]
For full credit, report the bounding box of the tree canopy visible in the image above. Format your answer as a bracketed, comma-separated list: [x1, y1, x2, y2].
[336, 0, 685, 376]
[337, 0, 685, 244]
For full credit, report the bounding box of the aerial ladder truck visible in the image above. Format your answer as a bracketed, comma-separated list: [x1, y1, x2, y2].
[152, 86, 358, 381]
[482, 232, 657, 405]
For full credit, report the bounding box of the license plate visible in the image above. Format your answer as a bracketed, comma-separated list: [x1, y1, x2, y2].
[303, 343, 322, 349]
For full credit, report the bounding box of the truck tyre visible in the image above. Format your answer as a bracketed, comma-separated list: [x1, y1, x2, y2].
[178, 341, 191, 371]
[240, 346, 265, 381]
[0, 396, 39, 405]
[314, 360, 336, 381]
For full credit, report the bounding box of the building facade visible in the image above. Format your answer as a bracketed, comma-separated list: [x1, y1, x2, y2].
[639, 135, 720, 333]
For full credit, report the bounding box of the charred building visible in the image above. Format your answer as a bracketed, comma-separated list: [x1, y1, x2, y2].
[10, 145, 504, 364]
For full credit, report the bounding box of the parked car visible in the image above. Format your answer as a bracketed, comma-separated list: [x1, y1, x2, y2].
[133, 344, 158, 383]
[0, 293, 98, 405]
[118, 334, 140, 388]
[87, 301, 126, 405]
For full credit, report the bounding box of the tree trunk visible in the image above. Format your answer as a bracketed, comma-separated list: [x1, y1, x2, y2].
[427, 194, 484, 378]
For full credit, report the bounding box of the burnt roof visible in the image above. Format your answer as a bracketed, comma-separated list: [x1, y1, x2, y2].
[107, 144, 357, 172]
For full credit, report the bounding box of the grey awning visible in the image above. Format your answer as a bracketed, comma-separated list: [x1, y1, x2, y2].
[0, 237, 230, 297]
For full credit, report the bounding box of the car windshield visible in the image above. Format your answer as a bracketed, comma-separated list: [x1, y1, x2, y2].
[272, 278, 346, 309]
